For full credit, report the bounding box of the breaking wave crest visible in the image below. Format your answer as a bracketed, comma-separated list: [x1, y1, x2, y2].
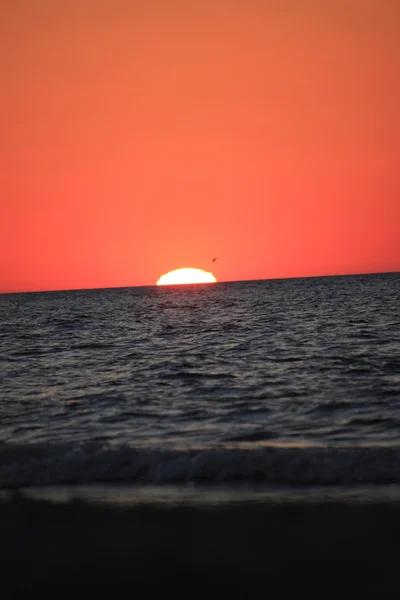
[2, 442, 400, 489]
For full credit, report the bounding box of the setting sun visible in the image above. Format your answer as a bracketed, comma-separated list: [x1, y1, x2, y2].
[156, 268, 217, 286]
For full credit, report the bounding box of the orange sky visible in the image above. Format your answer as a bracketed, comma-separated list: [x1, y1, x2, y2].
[1, 0, 399, 292]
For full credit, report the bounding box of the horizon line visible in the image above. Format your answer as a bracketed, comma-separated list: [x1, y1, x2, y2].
[1, 268, 399, 296]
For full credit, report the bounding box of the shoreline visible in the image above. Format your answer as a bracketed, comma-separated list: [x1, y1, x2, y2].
[4, 480, 400, 505]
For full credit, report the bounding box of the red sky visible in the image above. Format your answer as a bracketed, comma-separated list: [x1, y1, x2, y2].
[1, 0, 399, 292]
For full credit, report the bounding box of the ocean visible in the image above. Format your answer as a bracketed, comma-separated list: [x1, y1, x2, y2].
[1, 271, 400, 593]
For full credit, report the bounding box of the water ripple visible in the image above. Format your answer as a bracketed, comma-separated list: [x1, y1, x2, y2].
[1, 273, 399, 450]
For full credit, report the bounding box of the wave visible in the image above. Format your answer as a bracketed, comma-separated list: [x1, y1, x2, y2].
[2, 442, 400, 489]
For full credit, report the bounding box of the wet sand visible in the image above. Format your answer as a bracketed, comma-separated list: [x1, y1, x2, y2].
[2, 493, 400, 597]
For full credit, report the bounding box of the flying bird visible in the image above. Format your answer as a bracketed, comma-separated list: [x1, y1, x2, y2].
[212, 257, 217, 262]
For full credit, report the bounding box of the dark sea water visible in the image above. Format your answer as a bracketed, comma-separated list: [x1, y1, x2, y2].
[1, 271, 400, 491]
[2, 272, 400, 591]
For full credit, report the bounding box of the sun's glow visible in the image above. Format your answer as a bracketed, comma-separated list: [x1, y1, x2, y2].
[156, 268, 217, 286]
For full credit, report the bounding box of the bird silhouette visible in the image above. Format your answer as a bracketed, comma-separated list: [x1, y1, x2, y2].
[212, 257, 217, 262]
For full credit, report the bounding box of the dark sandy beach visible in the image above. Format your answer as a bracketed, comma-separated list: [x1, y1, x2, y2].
[2, 493, 400, 597]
